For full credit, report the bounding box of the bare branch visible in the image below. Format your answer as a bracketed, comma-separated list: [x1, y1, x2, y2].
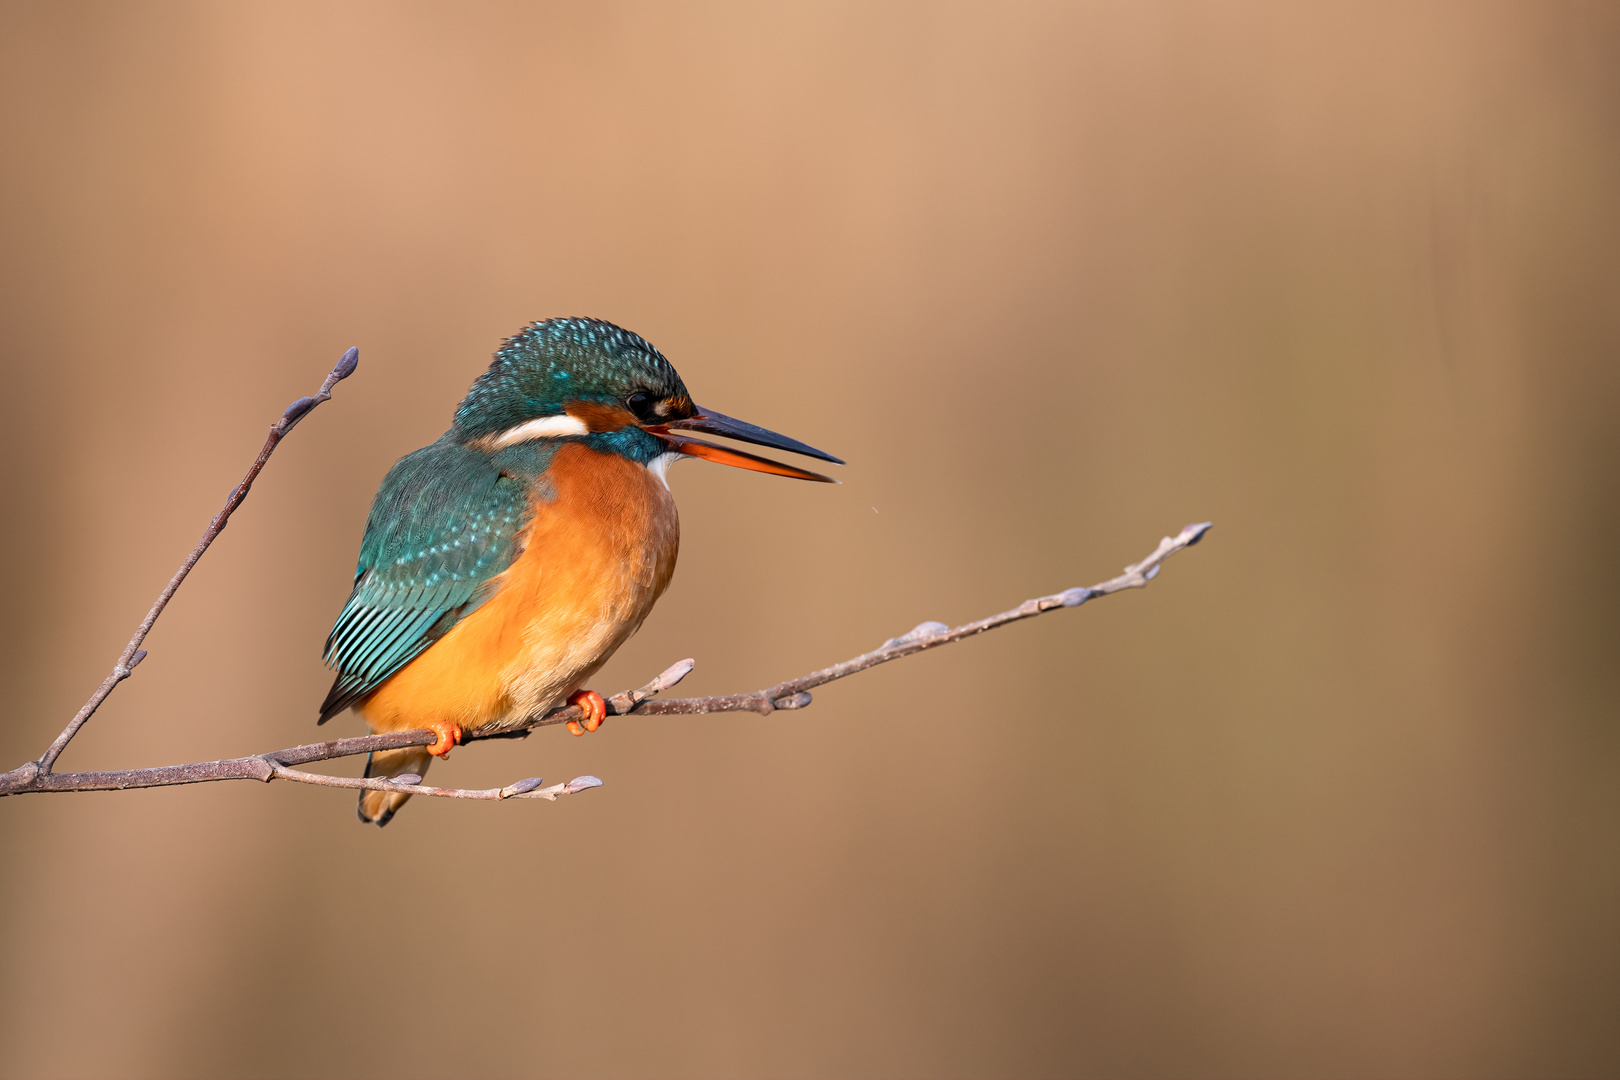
[0, 525, 1211, 800]
[269, 764, 604, 802]
[0, 332, 1210, 808]
[635, 521, 1213, 717]
[33, 347, 360, 774]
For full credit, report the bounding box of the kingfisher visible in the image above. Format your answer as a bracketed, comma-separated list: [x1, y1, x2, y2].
[319, 318, 841, 825]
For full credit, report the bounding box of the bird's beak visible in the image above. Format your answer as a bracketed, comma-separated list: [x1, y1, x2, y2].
[654, 406, 843, 483]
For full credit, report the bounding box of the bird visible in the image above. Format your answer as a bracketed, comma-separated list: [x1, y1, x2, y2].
[319, 317, 842, 825]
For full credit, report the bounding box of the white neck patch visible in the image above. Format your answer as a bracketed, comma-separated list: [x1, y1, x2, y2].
[477, 414, 590, 450]
[647, 451, 685, 490]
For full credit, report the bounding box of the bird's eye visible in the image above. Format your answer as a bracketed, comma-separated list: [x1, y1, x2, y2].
[626, 392, 653, 418]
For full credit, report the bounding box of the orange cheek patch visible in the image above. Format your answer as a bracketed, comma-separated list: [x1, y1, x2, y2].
[565, 399, 638, 433]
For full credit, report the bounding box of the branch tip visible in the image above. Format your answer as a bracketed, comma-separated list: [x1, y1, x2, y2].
[331, 346, 360, 381]
[652, 659, 695, 691]
[504, 776, 546, 796]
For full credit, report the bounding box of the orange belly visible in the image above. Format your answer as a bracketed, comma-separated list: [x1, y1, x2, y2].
[357, 443, 680, 735]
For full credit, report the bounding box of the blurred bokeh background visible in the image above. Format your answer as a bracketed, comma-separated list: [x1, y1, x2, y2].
[2, 3, 1617, 1077]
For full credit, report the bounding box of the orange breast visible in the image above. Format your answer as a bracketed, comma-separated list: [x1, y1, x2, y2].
[358, 443, 680, 735]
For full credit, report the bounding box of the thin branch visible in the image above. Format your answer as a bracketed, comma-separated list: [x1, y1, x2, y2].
[33, 347, 360, 774]
[0, 524, 1211, 799]
[269, 764, 605, 802]
[633, 520, 1213, 717]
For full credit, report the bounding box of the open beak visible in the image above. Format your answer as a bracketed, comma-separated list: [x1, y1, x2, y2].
[656, 406, 843, 483]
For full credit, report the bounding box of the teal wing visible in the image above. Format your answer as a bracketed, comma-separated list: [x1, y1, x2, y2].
[317, 437, 541, 724]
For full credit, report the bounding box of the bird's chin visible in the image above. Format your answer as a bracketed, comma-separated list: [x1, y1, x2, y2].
[646, 450, 685, 490]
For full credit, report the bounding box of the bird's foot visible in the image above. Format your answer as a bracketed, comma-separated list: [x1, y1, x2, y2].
[424, 719, 463, 758]
[565, 690, 607, 736]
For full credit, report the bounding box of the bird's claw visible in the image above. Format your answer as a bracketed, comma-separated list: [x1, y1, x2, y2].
[425, 719, 463, 757]
[565, 690, 607, 736]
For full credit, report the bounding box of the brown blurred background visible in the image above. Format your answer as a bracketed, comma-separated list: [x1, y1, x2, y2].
[2, 2, 1617, 1077]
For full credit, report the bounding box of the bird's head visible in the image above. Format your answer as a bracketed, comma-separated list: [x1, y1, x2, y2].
[453, 318, 842, 481]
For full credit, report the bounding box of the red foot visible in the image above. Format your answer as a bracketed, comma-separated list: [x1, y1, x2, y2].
[565, 690, 607, 736]
[425, 719, 463, 758]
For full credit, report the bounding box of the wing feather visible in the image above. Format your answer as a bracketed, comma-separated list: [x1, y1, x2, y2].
[318, 438, 543, 724]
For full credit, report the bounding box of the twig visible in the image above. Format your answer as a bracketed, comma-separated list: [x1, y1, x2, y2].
[0, 524, 1211, 799]
[28, 347, 359, 779]
[632, 521, 1212, 717]
[269, 764, 605, 802]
